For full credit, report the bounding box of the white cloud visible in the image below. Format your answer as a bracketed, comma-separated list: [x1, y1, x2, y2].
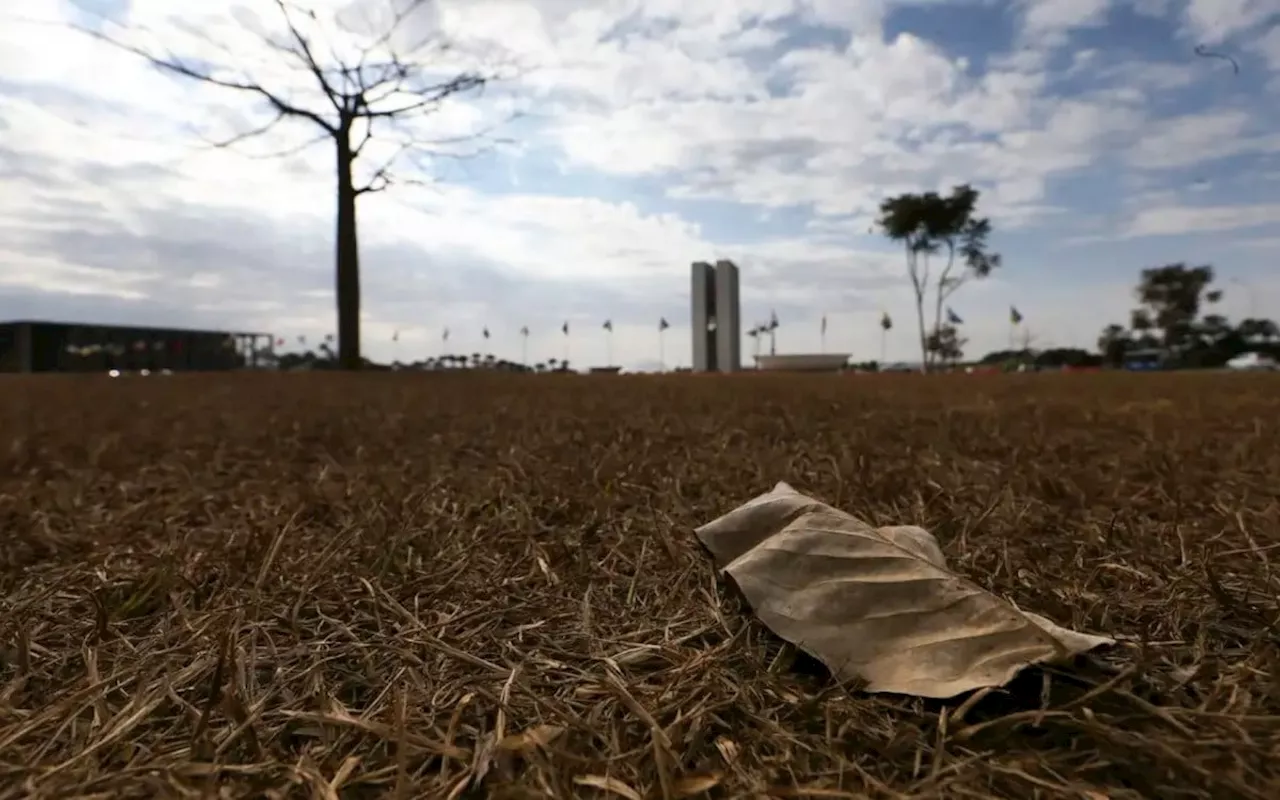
[1128, 110, 1280, 169]
[1019, 0, 1111, 40]
[1182, 0, 1273, 45]
[1250, 25, 1280, 72]
[1122, 202, 1280, 237]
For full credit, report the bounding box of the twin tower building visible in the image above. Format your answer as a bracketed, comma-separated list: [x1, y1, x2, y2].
[690, 260, 742, 372]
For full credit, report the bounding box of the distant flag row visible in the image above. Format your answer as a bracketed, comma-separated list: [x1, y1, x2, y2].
[275, 334, 333, 347]
[747, 310, 780, 339]
[285, 305, 1025, 350]
[432, 318, 674, 340]
[870, 305, 1023, 330]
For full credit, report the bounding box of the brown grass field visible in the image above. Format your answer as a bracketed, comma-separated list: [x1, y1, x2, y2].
[2, 371, 1279, 799]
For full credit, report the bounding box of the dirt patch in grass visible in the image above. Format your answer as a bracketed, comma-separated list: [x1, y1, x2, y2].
[2, 371, 1279, 798]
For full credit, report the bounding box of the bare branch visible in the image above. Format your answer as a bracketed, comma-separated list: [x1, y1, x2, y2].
[196, 109, 289, 150]
[68, 1, 513, 195]
[71, 24, 338, 136]
[354, 141, 412, 195]
[217, 130, 331, 161]
[358, 73, 488, 119]
[270, 0, 343, 113]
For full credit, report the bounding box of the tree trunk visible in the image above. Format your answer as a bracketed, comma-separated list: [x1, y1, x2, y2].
[908, 249, 928, 374]
[928, 244, 957, 374]
[914, 294, 928, 374]
[335, 120, 361, 371]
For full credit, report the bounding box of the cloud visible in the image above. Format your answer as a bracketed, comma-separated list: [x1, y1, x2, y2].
[1181, 0, 1274, 45]
[1, 0, 1279, 369]
[1121, 201, 1280, 237]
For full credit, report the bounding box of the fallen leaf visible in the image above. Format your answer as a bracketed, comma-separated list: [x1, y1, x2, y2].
[696, 482, 1114, 698]
[573, 774, 643, 800]
[714, 736, 738, 762]
[674, 772, 723, 796]
[497, 724, 564, 752]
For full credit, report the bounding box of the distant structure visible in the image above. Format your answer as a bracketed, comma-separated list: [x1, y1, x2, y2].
[0, 320, 273, 373]
[690, 260, 742, 372]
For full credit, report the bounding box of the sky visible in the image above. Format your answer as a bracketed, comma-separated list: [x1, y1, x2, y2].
[1, 0, 1279, 370]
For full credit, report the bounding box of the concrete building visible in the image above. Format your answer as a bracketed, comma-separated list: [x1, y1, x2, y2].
[0, 320, 272, 373]
[689, 260, 742, 372]
[714, 260, 741, 372]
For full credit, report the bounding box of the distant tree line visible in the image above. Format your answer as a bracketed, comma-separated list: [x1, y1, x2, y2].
[272, 348, 576, 373]
[874, 183, 1275, 371]
[1093, 264, 1277, 368]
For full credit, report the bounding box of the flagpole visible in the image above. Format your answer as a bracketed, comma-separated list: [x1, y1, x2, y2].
[880, 327, 886, 364]
[606, 329, 613, 367]
[658, 330, 665, 371]
[521, 334, 528, 367]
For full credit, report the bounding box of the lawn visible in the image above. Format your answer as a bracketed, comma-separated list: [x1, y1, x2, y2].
[2, 371, 1278, 799]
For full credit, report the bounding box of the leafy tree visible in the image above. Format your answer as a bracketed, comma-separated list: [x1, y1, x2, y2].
[875, 185, 1001, 372]
[925, 325, 966, 366]
[1034, 348, 1100, 369]
[78, 1, 508, 370]
[1134, 264, 1219, 349]
[1097, 324, 1130, 367]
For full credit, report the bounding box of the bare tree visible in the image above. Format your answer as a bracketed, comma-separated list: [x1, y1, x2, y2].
[76, 0, 509, 369]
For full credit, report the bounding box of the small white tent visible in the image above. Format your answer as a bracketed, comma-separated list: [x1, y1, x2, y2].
[1226, 351, 1278, 370]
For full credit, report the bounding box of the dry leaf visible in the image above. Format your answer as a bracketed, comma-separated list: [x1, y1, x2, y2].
[674, 772, 723, 796]
[696, 482, 1114, 698]
[573, 774, 643, 800]
[714, 736, 738, 762]
[497, 723, 564, 752]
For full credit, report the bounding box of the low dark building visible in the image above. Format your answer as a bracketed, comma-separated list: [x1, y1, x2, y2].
[0, 320, 274, 374]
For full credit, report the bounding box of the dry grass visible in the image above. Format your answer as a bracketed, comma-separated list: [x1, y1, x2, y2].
[2, 371, 1279, 799]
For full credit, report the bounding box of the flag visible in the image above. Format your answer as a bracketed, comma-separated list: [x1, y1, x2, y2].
[297, 335, 306, 344]
[769, 309, 779, 330]
[603, 320, 613, 332]
[946, 307, 964, 325]
[659, 317, 670, 331]
[820, 314, 827, 336]
[274, 338, 284, 347]
[392, 330, 399, 342]
[443, 327, 450, 342]
[562, 321, 569, 335]
[325, 334, 334, 343]
[520, 326, 529, 337]
[880, 311, 892, 331]
[1010, 305, 1023, 325]
[483, 327, 490, 339]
